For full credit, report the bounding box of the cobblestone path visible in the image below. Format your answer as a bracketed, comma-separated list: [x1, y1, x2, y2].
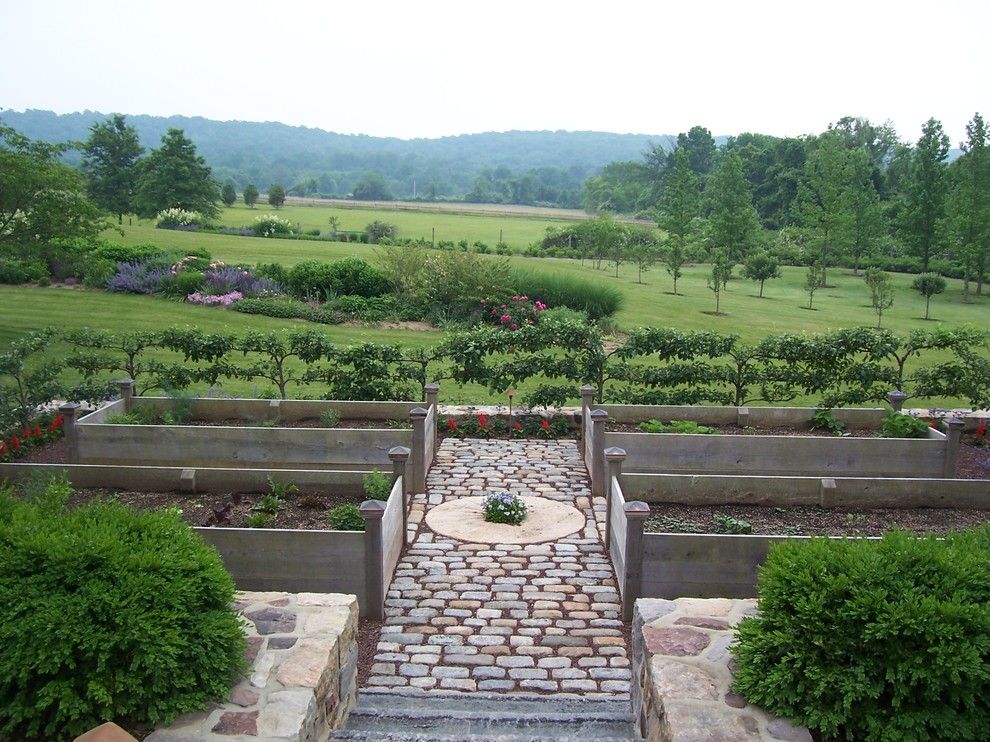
[366, 438, 632, 695]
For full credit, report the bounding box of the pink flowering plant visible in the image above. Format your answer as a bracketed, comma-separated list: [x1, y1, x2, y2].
[187, 291, 243, 306]
[481, 295, 547, 330]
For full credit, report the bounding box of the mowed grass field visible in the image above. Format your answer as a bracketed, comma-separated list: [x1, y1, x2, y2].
[1, 202, 988, 403]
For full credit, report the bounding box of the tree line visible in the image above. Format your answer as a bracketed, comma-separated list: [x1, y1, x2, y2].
[581, 116, 990, 297]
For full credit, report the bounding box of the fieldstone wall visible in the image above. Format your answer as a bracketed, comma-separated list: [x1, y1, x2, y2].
[632, 598, 811, 742]
[148, 591, 358, 742]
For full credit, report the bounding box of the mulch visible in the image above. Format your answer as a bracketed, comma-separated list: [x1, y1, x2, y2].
[357, 617, 384, 688]
[605, 421, 877, 437]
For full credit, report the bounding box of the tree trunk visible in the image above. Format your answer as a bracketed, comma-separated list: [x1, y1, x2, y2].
[715, 291, 720, 314]
[963, 276, 971, 303]
[925, 296, 931, 320]
[759, 280, 765, 298]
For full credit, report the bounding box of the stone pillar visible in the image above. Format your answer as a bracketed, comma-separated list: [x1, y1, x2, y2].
[886, 390, 908, 412]
[590, 409, 609, 498]
[943, 417, 965, 479]
[117, 379, 135, 412]
[604, 447, 626, 553]
[59, 402, 81, 463]
[389, 446, 411, 540]
[360, 500, 386, 621]
[409, 407, 428, 495]
[424, 382, 440, 411]
[622, 501, 650, 623]
[579, 385, 596, 460]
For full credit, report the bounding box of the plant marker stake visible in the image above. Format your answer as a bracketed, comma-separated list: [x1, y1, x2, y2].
[507, 388, 516, 439]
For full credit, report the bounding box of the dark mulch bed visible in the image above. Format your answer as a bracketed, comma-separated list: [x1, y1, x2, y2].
[186, 418, 411, 430]
[957, 439, 990, 479]
[645, 503, 990, 537]
[17, 438, 67, 464]
[62, 488, 365, 530]
[357, 617, 383, 688]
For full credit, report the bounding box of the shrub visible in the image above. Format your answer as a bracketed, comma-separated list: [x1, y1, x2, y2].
[0, 257, 49, 284]
[287, 260, 337, 299]
[187, 291, 243, 307]
[809, 408, 845, 435]
[90, 243, 168, 266]
[731, 528, 990, 740]
[254, 262, 290, 285]
[106, 261, 170, 294]
[637, 419, 718, 435]
[81, 257, 118, 288]
[319, 408, 341, 427]
[156, 207, 203, 227]
[365, 220, 397, 243]
[481, 295, 547, 330]
[363, 469, 392, 500]
[508, 268, 623, 319]
[482, 491, 527, 525]
[879, 412, 931, 438]
[328, 503, 364, 531]
[170, 270, 207, 296]
[231, 296, 310, 320]
[251, 213, 294, 237]
[325, 256, 390, 297]
[203, 266, 280, 298]
[0, 476, 246, 738]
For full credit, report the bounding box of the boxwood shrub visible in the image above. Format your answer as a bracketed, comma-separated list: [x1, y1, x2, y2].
[731, 528, 990, 741]
[0, 477, 246, 739]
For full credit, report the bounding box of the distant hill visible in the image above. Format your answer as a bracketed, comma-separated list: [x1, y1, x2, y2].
[0, 109, 678, 203]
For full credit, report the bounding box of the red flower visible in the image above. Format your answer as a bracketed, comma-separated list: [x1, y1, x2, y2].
[53, 415, 63, 429]
[541, 419, 550, 430]
[513, 422, 522, 431]
[976, 421, 987, 437]
[10, 436, 20, 451]
[447, 417, 458, 430]
[0, 442, 7, 455]
[33, 425, 41, 438]
[477, 413, 488, 428]
[22, 427, 31, 439]
[930, 420, 939, 430]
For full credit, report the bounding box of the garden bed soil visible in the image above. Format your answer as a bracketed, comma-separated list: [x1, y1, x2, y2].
[645, 503, 990, 537]
[605, 421, 877, 437]
[185, 418, 412, 430]
[62, 488, 366, 530]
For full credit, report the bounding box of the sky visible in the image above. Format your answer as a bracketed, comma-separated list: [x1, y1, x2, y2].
[1, 0, 987, 144]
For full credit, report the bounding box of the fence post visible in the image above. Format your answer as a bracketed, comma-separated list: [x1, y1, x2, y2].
[622, 501, 650, 623]
[590, 409, 609, 499]
[886, 390, 908, 412]
[389, 446, 411, 541]
[943, 417, 965, 478]
[604, 447, 626, 553]
[59, 403, 81, 463]
[579, 385, 596, 461]
[409, 407, 428, 495]
[117, 379, 135, 412]
[360, 500, 386, 621]
[424, 382, 440, 411]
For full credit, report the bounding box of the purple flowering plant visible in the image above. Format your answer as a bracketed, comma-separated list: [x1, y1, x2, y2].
[481, 295, 547, 331]
[482, 490, 527, 525]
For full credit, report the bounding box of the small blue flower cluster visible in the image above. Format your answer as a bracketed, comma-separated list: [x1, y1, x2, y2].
[482, 490, 527, 525]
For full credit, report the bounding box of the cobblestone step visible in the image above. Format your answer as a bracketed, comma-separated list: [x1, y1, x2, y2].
[329, 690, 639, 740]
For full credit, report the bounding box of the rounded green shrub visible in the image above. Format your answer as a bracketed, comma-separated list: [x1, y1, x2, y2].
[328, 503, 364, 531]
[731, 528, 990, 741]
[0, 478, 246, 739]
[325, 256, 389, 297]
[287, 260, 337, 299]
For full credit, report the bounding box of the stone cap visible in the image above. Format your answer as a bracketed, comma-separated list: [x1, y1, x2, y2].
[409, 407, 429, 419]
[388, 446, 411, 461]
[604, 447, 627, 461]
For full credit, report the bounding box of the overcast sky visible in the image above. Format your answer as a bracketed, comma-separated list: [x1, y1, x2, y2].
[2, 0, 986, 144]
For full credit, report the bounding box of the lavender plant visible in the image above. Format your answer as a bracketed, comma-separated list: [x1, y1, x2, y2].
[105, 261, 169, 294]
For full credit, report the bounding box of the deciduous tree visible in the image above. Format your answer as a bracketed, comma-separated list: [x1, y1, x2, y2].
[221, 181, 237, 207]
[901, 118, 949, 271]
[946, 113, 990, 299]
[243, 183, 259, 208]
[707, 250, 732, 314]
[132, 129, 220, 219]
[742, 252, 780, 297]
[706, 151, 761, 263]
[864, 267, 894, 328]
[267, 184, 285, 209]
[81, 114, 144, 224]
[911, 272, 946, 320]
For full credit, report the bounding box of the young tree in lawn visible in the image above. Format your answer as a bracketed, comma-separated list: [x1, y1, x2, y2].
[0, 125, 108, 246]
[794, 134, 851, 286]
[627, 229, 659, 284]
[657, 147, 700, 258]
[221, 181, 237, 207]
[243, 183, 259, 208]
[267, 184, 286, 209]
[706, 151, 761, 263]
[804, 262, 825, 309]
[132, 128, 221, 219]
[912, 272, 946, 320]
[864, 267, 894, 328]
[946, 113, 990, 300]
[901, 118, 950, 272]
[707, 250, 732, 315]
[327, 215, 340, 237]
[81, 113, 144, 224]
[742, 252, 781, 297]
[662, 241, 686, 295]
[845, 148, 885, 274]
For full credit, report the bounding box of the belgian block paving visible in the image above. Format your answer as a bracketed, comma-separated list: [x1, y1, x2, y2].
[365, 438, 633, 696]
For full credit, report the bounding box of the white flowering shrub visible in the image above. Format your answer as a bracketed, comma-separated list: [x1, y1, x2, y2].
[155, 208, 202, 227]
[251, 214, 294, 238]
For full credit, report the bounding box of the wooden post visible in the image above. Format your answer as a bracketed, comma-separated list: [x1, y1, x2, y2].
[579, 385, 596, 460]
[886, 390, 908, 412]
[59, 403, 81, 463]
[360, 500, 386, 620]
[409, 407, 428, 494]
[622, 501, 649, 623]
[943, 417, 965, 478]
[117, 379, 135, 412]
[424, 383, 440, 453]
[389, 446, 411, 540]
[604, 447, 626, 553]
[590, 409, 609, 499]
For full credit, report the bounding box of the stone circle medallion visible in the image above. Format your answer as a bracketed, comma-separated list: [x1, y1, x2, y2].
[425, 495, 585, 544]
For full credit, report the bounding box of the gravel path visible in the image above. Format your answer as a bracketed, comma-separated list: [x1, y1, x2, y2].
[365, 439, 631, 695]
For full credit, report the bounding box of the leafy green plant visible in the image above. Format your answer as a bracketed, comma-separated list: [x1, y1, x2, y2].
[732, 528, 990, 741]
[809, 408, 845, 435]
[253, 494, 283, 515]
[319, 408, 341, 428]
[482, 491, 527, 525]
[713, 513, 752, 534]
[362, 469, 392, 501]
[160, 388, 194, 425]
[328, 503, 364, 531]
[637, 419, 719, 435]
[105, 412, 146, 425]
[0, 476, 246, 738]
[645, 515, 700, 533]
[267, 476, 298, 500]
[244, 511, 274, 527]
[879, 412, 932, 438]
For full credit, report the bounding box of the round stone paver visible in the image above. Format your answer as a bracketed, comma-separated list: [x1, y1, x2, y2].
[425, 495, 585, 544]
